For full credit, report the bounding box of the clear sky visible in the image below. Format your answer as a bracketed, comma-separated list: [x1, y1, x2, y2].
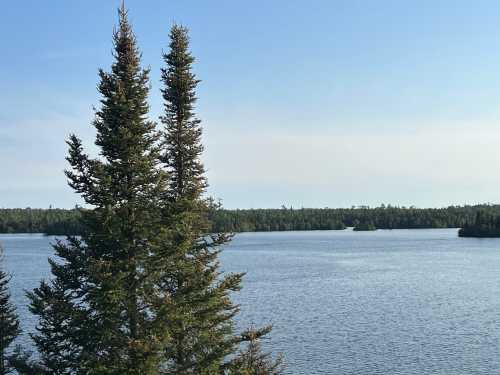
[2, 0, 500, 209]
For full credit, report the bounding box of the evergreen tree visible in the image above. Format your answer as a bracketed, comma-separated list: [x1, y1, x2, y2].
[28, 6, 169, 374]
[159, 25, 280, 374]
[0, 246, 20, 375]
[8, 345, 45, 375]
[228, 328, 284, 375]
[28, 6, 282, 374]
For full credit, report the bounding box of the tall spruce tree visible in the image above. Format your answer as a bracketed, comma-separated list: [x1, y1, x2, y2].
[159, 25, 281, 374]
[0, 246, 20, 375]
[28, 6, 170, 374]
[27, 7, 281, 374]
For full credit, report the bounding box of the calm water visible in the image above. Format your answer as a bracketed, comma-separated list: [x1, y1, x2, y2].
[3, 229, 500, 374]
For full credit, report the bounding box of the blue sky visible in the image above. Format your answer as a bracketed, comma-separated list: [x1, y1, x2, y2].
[2, 1, 500, 208]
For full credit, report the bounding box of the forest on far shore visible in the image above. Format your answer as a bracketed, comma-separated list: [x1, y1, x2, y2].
[1, 204, 499, 235]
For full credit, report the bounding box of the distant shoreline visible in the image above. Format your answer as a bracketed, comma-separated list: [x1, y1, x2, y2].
[2, 205, 500, 236]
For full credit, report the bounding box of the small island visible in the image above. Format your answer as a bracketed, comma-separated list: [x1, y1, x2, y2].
[458, 210, 500, 237]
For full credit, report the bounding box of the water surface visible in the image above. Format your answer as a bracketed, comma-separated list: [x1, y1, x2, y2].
[2, 229, 500, 374]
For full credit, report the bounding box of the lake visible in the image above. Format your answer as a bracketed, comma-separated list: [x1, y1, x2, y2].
[2, 229, 500, 374]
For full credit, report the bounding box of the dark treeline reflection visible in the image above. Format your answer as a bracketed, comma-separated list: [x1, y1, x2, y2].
[3, 204, 500, 235]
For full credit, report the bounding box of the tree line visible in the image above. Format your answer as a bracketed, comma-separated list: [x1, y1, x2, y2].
[0, 208, 81, 235]
[459, 208, 500, 237]
[0, 6, 282, 374]
[2, 204, 500, 235]
[210, 205, 489, 232]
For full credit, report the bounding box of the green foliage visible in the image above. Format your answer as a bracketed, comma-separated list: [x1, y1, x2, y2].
[7, 346, 45, 375]
[353, 220, 376, 231]
[210, 205, 492, 233]
[26, 7, 280, 375]
[0, 247, 20, 375]
[161, 24, 205, 202]
[2, 205, 499, 235]
[158, 24, 277, 373]
[29, 6, 170, 374]
[458, 209, 500, 237]
[0, 208, 82, 235]
[226, 328, 284, 375]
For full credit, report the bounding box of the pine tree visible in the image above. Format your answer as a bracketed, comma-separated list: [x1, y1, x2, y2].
[228, 328, 284, 375]
[27, 7, 282, 374]
[0, 246, 20, 375]
[28, 6, 169, 374]
[159, 24, 281, 374]
[7, 345, 45, 375]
